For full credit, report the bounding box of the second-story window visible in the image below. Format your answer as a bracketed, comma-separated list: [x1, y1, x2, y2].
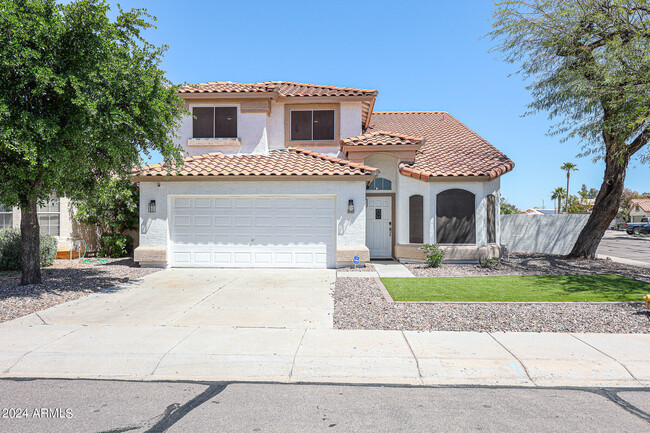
[0, 205, 12, 230]
[290, 110, 335, 141]
[193, 107, 237, 138]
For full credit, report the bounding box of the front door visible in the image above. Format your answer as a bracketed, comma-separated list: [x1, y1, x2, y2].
[366, 196, 392, 258]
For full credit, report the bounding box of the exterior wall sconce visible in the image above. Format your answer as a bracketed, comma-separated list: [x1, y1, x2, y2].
[148, 200, 156, 213]
[347, 199, 354, 214]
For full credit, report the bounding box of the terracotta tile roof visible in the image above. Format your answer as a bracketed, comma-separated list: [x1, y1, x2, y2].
[629, 198, 650, 213]
[177, 81, 273, 94]
[177, 81, 377, 98]
[367, 111, 514, 180]
[134, 148, 377, 178]
[340, 131, 424, 146]
[265, 81, 377, 98]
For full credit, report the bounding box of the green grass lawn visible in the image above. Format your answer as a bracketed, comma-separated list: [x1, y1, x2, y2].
[381, 274, 650, 302]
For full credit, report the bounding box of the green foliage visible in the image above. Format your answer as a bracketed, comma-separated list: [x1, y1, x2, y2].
[0, 228, 57, 270]
[74, 177, 139, 234]
[420, 243, 444, 268]
[550, 187, 566, 213]
[566, 194, 592, 214]
[500, 197, 520, 214]
[0, 0, 186, 279]
[98, 233, 133, 258]
[478, 257, 501, 269]
[490, 1, 650, 163]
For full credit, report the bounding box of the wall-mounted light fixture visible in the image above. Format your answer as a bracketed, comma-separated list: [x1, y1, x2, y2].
[347, 199, 354, 214]
[148, 200, 156, 213]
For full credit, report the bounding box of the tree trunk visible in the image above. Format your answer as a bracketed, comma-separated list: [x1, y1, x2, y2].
[568, 156, 628, 258]
[565, 174, 570, 213]
[20, 200, 42, 285]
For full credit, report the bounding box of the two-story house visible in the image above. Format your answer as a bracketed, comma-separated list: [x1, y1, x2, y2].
[133, 81, 514, 268]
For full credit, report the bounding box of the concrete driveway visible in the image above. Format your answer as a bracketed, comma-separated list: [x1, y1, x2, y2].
[15, 269, 335, 329]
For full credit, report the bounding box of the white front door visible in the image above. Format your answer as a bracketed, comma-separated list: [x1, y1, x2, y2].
[366, 196, 392, 258]
[169, 195, 336, 268]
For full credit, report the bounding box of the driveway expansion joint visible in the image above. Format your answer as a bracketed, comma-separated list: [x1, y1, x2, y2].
[146, 326, 201, 380]
[400, 331, 424, 385]
[487, 332, 536, 386]
[569, 333, 645, 387]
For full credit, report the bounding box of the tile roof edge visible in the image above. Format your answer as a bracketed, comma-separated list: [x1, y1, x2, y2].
[289, 148, 379, 173]
[398, 160, 515, 181]
[340, 130, 424, 145]
[261, 81, 378, 94]
[134, 152, 223, 175]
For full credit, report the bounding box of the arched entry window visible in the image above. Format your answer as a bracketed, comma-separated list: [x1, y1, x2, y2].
[436, 189, 476, 244]
[367, 178, 392, 190]
[409, 195, 423, 243]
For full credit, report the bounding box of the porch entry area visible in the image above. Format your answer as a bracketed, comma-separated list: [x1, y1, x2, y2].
[366, 195, 393, 258]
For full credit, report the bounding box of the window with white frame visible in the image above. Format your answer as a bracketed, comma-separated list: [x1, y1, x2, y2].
[192, 107, 237, 138]
[0, 205, 12, 230]
[38, 196, 60, 236]
[290, 110, 335, 141]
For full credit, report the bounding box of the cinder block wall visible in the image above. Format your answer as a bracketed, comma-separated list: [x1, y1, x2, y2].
[500, 214, 590, 255]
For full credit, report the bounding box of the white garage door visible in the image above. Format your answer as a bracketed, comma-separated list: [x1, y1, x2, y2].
[169, 195, 336, 268]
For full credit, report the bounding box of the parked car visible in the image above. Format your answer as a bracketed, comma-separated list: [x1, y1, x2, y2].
[626, 217, 649, 234]
[638, 224, 650, 235]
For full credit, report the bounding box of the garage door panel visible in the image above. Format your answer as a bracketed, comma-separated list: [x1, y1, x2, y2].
[169, 195, 335, 268]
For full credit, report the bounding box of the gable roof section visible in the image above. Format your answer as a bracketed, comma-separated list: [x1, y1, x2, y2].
[133, 148, 377, 179]
[340, 131, 424, 146]
[368, 111, 514, 180]
[629, 198, 650, 213]
[177, 81, 377, 98]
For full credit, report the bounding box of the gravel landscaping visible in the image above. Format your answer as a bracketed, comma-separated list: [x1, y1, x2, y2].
[405, 253, 650, 282]
[0, 259, 160, 323]
[334, 254, 650, 333]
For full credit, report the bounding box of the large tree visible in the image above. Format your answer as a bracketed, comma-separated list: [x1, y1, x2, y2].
[0, 0, 185, 284]
[490, 0, 650, 258]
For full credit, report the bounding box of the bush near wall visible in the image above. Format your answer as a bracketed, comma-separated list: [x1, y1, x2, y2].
[0, 228, 58, 271]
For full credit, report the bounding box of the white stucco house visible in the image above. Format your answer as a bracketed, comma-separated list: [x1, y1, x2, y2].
[133, 81, 514, 268]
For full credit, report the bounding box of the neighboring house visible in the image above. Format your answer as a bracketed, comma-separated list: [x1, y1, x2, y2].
[0, 197, 83, 255]
[133, 81, 514, 268]
[629, 199, 650, 223]
[522, 209, 557, 215]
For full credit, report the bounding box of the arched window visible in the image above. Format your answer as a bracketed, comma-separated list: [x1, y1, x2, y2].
[436, 189, 476, 244]
[367, 178, 392, 190]
[409, 195, 424, 243]
[486, 194, 496, 244]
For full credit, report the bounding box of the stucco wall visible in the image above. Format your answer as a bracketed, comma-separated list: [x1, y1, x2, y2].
[178, 100, 364, 157]
[176, 104, 269, 156]
[139, 180, 368, 250]
[393, 176, 501, 246]
[500, 214, 590, 255]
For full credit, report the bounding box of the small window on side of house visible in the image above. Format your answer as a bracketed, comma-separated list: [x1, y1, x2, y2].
[38, 196, 60, 236]
[409, 195, 424, 244]
[0, 205, 12, 230]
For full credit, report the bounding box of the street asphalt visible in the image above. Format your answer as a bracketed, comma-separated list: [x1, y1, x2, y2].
[598, 230, 650, 264]
[0, 379, 648, 432]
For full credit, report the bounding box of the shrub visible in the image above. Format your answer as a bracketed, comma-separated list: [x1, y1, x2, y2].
[98, 233, 133, 258]
[420, 243, 444, 268]
[0, 228, 58, 271]
[478, 257, 501, 269]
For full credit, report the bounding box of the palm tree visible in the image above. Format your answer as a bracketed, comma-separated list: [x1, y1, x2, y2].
[560, 162, 579, 213]
[551, 187, 566, 214]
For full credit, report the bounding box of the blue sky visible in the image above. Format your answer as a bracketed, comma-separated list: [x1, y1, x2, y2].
[103, 0, 648, 209]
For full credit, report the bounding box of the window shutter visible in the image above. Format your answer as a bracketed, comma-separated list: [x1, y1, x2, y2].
[409, 195, 423, 243]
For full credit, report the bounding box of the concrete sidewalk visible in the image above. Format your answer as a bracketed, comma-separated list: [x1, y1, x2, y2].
[1, 322, 648, 387]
